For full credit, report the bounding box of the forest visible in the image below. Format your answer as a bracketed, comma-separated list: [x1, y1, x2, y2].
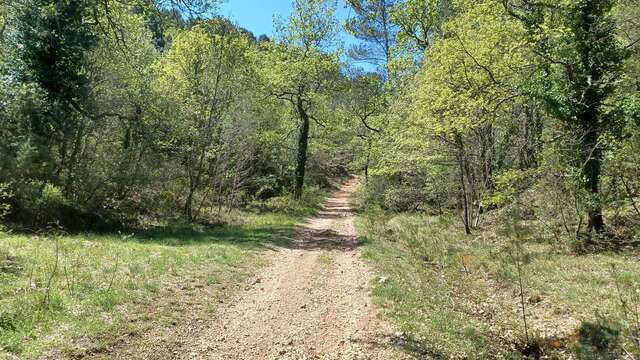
[0, 0, 639, 358]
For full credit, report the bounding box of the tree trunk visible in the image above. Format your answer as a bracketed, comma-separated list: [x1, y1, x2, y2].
[364, 161, 369, 183]
[184, 186, 195, 220]
[64, 120, 85, 195]
[479, 124, 494, 190]
[364, 140, 371, 183]
[458, 158, 471, 235]
[454, 133, 471, 234]
[519, 104, 541, 169]
[583, 128, 604, 233]
[572, 0, 615, 234]
[293, 97, 310, 200]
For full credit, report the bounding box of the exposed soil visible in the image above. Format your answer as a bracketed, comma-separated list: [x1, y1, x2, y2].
[87, 179, 406, 360]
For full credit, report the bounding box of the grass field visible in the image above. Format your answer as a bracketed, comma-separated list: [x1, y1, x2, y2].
[0, 207, 311, 359]
[357, 211, 640, 359]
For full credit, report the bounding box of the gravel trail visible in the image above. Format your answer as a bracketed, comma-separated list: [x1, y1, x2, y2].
[179, 179, 404, 359]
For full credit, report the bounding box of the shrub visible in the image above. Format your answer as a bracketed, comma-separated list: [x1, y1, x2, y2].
[352, 177, 386, 211]
[249, 185, 327, 217]
[484, 169, 537, 208]
[356, 174, 450, 214]
[573, 319, 622, 359]
[253, 175, 280, 200]
[11, 181, 74, 228]
[383, 185, 426, 212]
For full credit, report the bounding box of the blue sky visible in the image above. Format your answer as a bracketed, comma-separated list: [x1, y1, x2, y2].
[218, 0, 356, 44]
[217, 1, 375, 71]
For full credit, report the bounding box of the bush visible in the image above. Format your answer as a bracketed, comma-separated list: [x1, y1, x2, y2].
[33, 182, 68, 227]
[249, 185, 327, 217]
[11, 181, 76, 228]
[383, 185, 426, 212]
[573, 319, 622, 359]
[355, 173, 450, 214]
[484, 169, 536, 208]
[352, 177, 385, 211]
[253, 175, 280, 200]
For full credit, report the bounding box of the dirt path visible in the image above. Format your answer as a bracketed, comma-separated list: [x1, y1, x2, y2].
[177, 178, 405, 359]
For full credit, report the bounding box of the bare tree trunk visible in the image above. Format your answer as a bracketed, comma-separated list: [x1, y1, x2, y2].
[458, 159, 471, 235]
[462, 145, 478, 227]
[620, 176, 640, 218]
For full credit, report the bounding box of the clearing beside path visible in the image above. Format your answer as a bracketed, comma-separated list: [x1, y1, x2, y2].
[177, 178, 405, 359]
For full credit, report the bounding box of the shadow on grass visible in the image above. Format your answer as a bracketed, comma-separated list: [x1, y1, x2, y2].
[95, 217, 365, 253]
[128, 222, 299, 250]
[574, 231, 640, 254]
[289, 228, 360, 251]
[389, 333, 448, 359]
[348, 332, 447, 359]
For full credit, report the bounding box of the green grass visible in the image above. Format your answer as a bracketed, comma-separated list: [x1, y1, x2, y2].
[356, 211, 640, 359]
[0, 212, 300, 359]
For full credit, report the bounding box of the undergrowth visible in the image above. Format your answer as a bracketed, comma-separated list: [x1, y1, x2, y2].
[357, 209, 640, 359]
[246, 185, 330, 217]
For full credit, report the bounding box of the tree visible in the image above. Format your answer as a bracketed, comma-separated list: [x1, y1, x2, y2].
[345, 0, 398, 75]
[156, 21, 251, 220]
[392, 0, 451, 52]
[408, 0, 530, 233]
[12, 0, 98, 192]
[260, 0, 341, 199]
[505, 0, 630, 233]
[341, 70, 386, 180]
[87, 1, 159, 207]
[0, 1, 10, 41]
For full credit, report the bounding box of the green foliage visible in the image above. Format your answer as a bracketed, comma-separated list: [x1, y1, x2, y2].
[0, 0, 349, 229]
[507, 0, 630, 232]
[12, 0, 97, 150]
[9, 182, 74, 228]
[257, 0, 343, 199]
[344, 0, 398, 73]
[155, 22, 255, 218]
[391, 0, 450, 53]
[574, 319, 622, 359]
[484, 169, 537, 208]
[0, 183, 10, 231]
[411, 0, 528, 137]
[382, 184, 426, 212]
[366, 0, 640, 240]
[274, 0, 339, 50]
[0, 0, 639, 355]
[36, 183, 68, 220]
